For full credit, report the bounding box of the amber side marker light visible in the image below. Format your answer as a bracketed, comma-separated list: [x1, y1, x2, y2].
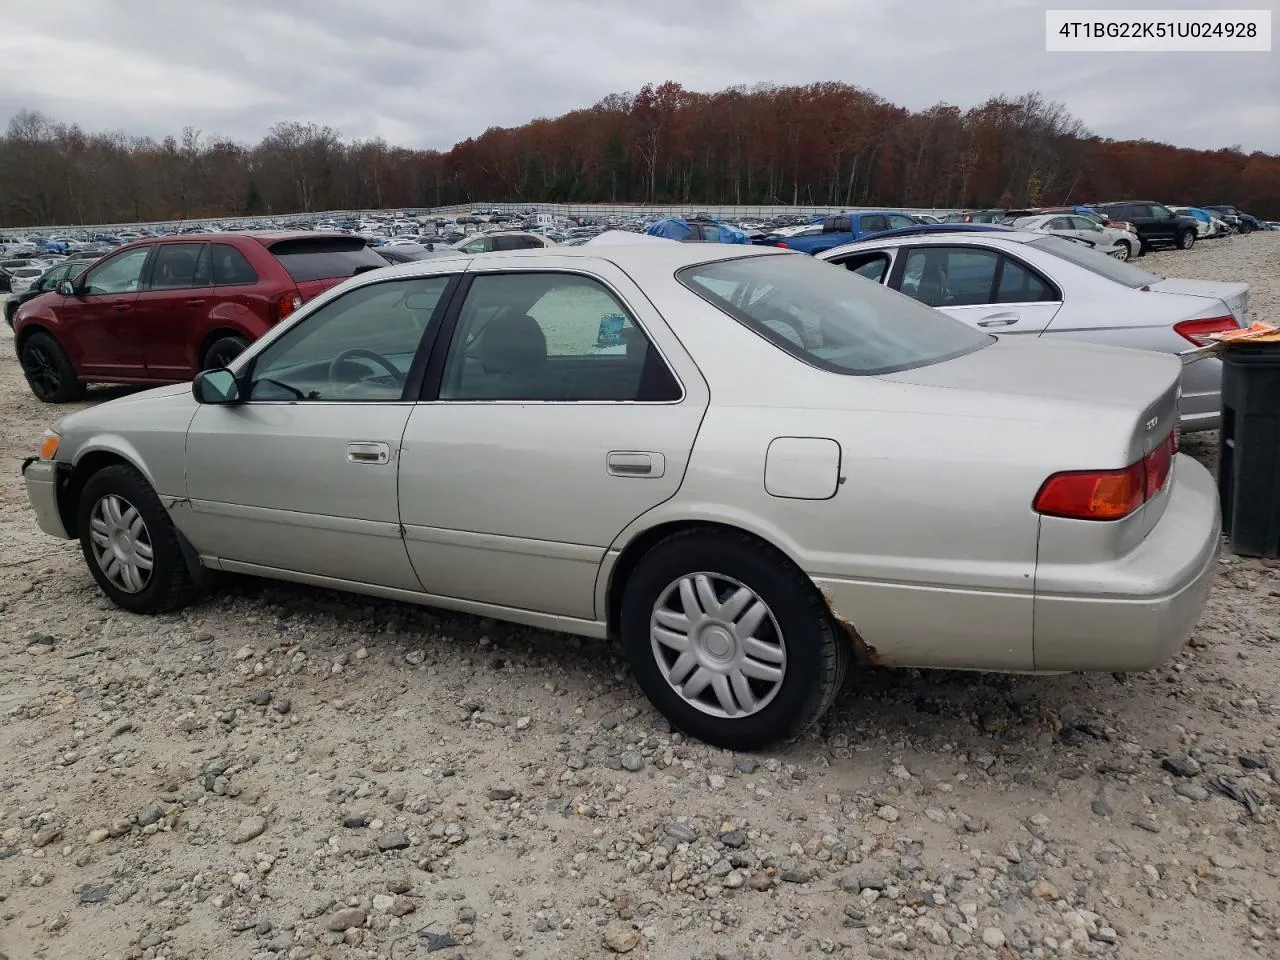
[39, 431, 60, 460]
[1034, 433, 1176, 521]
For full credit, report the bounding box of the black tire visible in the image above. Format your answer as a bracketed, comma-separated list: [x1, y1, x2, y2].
[77, 464, 203, 614]
[4, 300, 16, 329]
[620, 529, 849, 750]
[1178, 229, 1196, 250]
[1240, 222, 1253, 235]
[19, 331, 85, 403]
[202, 335, 250, 371]
[1114, 241, 1133, 262]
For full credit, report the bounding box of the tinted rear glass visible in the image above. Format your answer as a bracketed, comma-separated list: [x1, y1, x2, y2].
[678, 253, 991, 376]
[266, 237, 387, 282]
[1028, 235, 1162, 288]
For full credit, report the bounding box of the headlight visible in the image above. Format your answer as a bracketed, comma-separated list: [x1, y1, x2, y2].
[39, 429, 60, 461]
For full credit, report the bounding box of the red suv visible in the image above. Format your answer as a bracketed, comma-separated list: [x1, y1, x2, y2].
[13, 232, 387, 402]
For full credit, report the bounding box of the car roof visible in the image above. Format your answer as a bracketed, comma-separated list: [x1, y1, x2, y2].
[821, 230, 1045, 259]
[364, 240, 793, 279]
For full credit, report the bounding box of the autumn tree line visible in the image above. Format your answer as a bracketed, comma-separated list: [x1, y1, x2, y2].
[1, 81, 1277, 228]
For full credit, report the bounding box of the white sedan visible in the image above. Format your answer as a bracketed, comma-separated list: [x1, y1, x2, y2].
[1011, 214, 1138, 260]
[818, 230, 1249, 431]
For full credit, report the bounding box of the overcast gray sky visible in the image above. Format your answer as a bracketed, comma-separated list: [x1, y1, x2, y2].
[0, 0, 1275, 152]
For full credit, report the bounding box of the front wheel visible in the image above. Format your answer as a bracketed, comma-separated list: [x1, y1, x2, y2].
[19, 332, 85, 403]
[620, 529, 849, 750]
[77, 464, 203, 614]
[4, 300, 16, 329]
[1110, 242, 1132, 262]
[1178, 230, 1196, 250]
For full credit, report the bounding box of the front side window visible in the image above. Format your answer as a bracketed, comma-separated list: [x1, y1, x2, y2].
[440, 272, 679, 401]
[459, 237, 491, 254]
[899, 247, 1001, 307]
[150, 243, 206, 290]
[39, 264, 70, 290]
[83, 247, 151, 295]
[860, 215, 888, 234]
[246, 276, 449, 402]
[678, 253, 990, 376]
[887, 215, 916, 229]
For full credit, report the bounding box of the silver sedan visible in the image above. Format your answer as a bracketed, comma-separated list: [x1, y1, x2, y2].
[22, 245, 1220, 748]
[818, 230, 1250, 431]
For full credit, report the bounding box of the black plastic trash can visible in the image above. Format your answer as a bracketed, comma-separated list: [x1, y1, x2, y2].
[1218, 343, 1280, 557]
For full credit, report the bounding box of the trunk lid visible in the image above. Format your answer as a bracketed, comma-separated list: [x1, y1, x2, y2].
[1147, 277, 1250, 324]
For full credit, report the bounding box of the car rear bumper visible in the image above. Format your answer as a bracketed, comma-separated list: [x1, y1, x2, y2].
[21, 457, 71, 539]
[1032, 454, 1220, 672]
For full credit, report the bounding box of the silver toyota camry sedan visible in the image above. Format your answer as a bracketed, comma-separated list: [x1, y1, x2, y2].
[21, 244, 1221, 749]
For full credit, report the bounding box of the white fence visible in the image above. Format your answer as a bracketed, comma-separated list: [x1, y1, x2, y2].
[1, 203, 961, 239]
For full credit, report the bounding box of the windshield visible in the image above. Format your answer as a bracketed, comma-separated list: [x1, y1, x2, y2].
[1028, 235, 1162, 288]
[677, 253, 992, 376]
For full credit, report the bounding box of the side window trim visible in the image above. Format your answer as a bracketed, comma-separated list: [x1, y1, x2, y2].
[239, 273, 462, 404]
[417, 268, 685, 405]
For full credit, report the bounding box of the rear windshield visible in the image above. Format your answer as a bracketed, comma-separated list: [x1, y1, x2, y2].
[1028, 235, 1162, 288]
[677, 253, 992, 376]
[266, 237, 387, 282]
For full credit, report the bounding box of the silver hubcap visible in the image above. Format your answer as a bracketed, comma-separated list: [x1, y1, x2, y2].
[89, 494, 154, 593]
[650, 573, 786, 719]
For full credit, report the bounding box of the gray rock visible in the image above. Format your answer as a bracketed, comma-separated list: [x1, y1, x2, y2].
[602, 920, 639, 953]
[735, 759, 759, 774]
[1132, 817, 1161, 834]
[1162, 754, 1201, 778]
[1091, 799, 1113, 817]
[982, 927, 1006, 948]
[848, 872, 888, 891]
[342, 813, 367, 829]
[32, 826, 61, 848]
[719, 830, 747, 848]
[251, 690, 272, 706]
[136, 804, 164, 827]
[620, 752, 644, 772]
[664, 822, 697, 844]
[377, 830, 410, 851]
[78, 884, 111, 904]
[710, 858, 733, 877]
[271, 696, 291, 715]
[232, 815, 267, 844]
[487, 786, 516, 801]
[780, 868, 811, 884]
[1174, 782, 1210, 801]
[1239, 754, 1268, 770]
[325, 908, 367, 932]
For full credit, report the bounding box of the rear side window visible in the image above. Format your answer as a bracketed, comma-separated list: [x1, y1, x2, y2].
[151, 243, 207, 289]
[996, 259, 1058, 303]
[266, 237, 386, 282]
[212, 244, 259, 285]
[860, 215, 888, 233]
[678, 254, 990, 376]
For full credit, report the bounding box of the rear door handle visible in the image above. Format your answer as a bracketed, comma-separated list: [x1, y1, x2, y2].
[112, 304, 130, 312]
[347, 441, 391, 465]
[607, 451, 665, 478]
[977, 312, 1020, 328]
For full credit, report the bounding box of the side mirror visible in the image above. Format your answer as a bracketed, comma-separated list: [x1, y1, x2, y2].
[57, 280, 75, 296]
[192, 368, 242, 405]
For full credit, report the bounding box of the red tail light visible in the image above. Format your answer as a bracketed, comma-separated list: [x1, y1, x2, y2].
[271, 292, 303, 324]
[1174, 315, 1238, 346]
[776, 241, 789, 249]
[1034, 433, 1177, 521]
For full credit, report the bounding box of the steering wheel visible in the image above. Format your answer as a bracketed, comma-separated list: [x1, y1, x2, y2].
[327, 349, 405, 393]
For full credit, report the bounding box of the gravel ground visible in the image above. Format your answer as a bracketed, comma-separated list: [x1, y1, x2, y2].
[1, 233, 1278, 960]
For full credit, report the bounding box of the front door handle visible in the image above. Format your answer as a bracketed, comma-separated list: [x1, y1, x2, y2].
[186, 298, 206, 306]
[607, 451, 666, 478]
[347, 441, 391, 465]
[112, 304, 130, 312]
[977, 312, 1020, 328]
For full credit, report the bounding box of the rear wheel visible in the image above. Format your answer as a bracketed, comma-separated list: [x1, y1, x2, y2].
[202, 335, 250, 371]
[620, 529, 849, 750]
[77, 464, 201, 614]
[1178, 229, 1196, 250]
[19, 332, 85, 403]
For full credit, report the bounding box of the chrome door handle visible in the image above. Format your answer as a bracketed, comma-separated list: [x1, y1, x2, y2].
[607, 451, 665, 478]
[347, 441, 391, 465]
[186, 298, 206, 306]
[977, 312, 1020, 327]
